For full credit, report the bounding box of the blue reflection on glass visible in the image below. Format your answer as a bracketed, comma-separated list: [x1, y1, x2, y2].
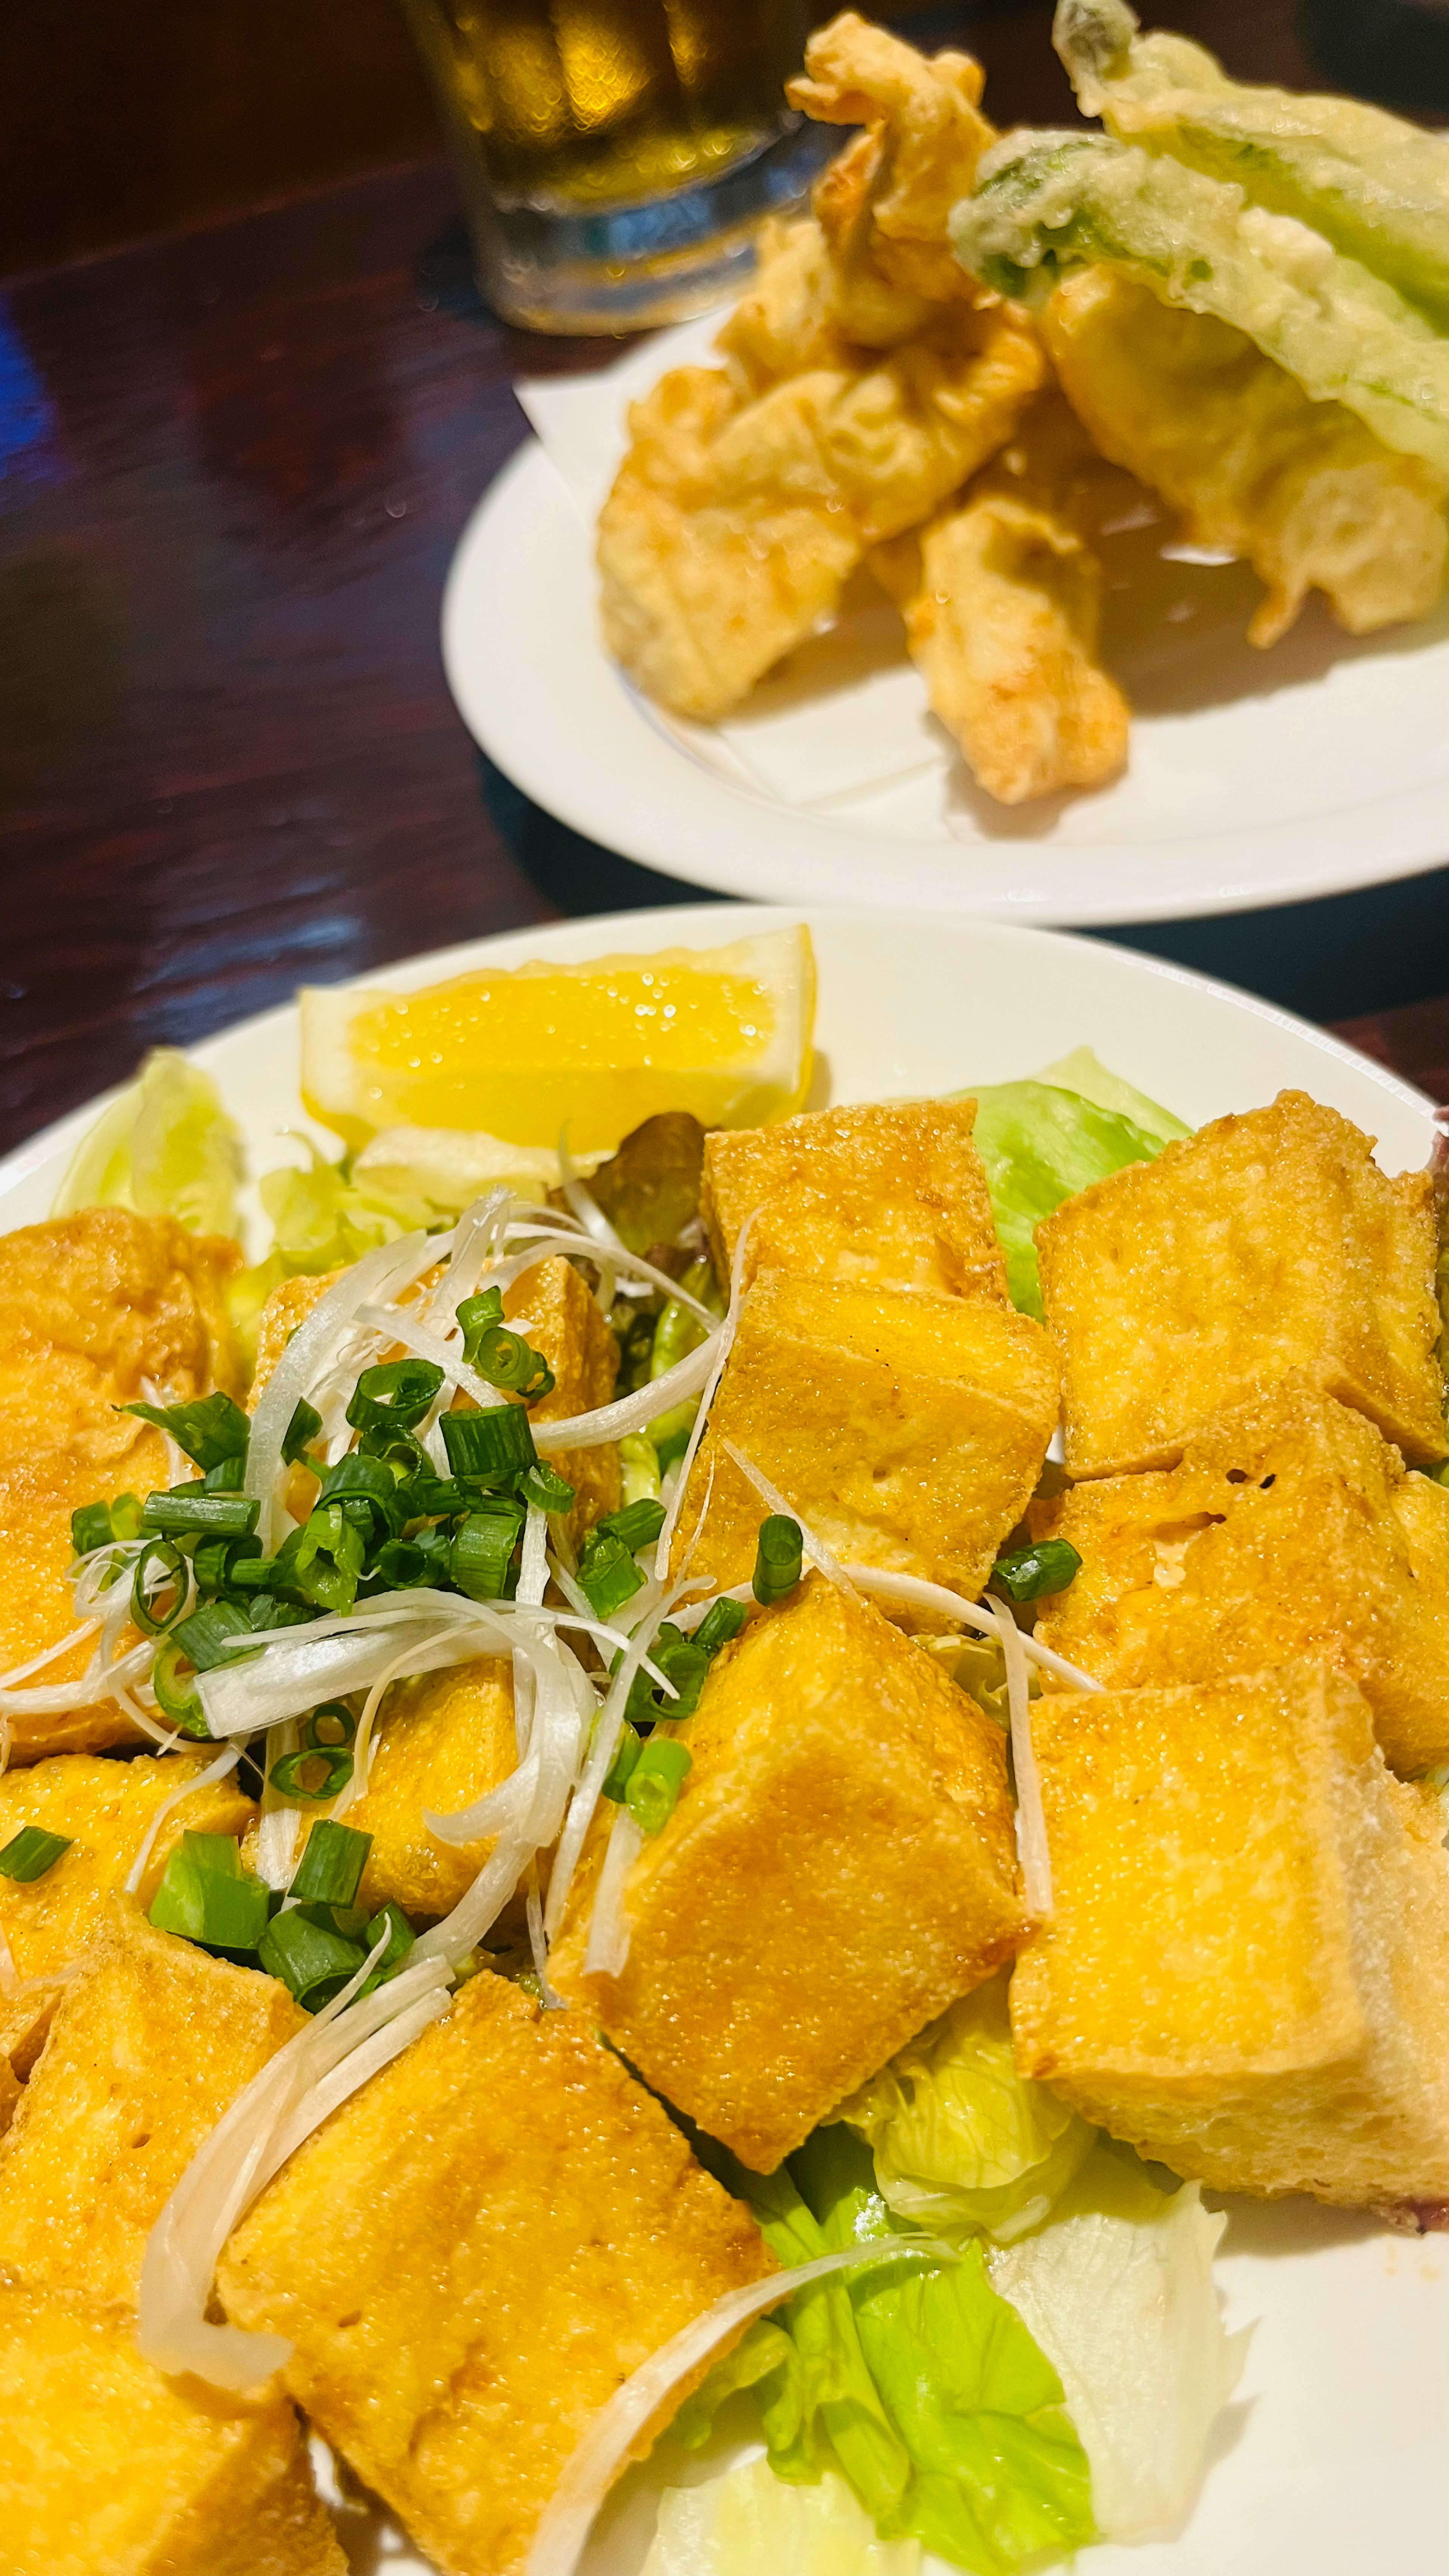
[0, 298, 62, 497]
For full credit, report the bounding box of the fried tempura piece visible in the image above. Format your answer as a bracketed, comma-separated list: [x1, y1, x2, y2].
[715, 214, 849, 394]
[874, 394, 1131, 803]
[1045, 267, 1449, 645]
[599, 314, 1044, 721]
[789, 12, 997, 317]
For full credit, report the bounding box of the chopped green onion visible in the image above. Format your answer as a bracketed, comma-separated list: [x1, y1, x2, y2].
[397, 1473, 469, 1521]
[141, 1487, 260, 1541]
[520, 1461, 575, 1516]
[0, 1826, 71, 1882]
[202, 1455, 246, 1494]
[171, 1598, 256, 1673]
[130, 1538, 189, 1639]
[148, 1832, 269, 1951]
[110, 1492, 145, 1542]
[302, 1701, 355, 1751]
[191, 1530, 263, 1596]
[121, 1390, 250, 1472]
[246, 1595, 314, 1635]
[626, 1736, 692, 1836]
[151, 1636, 209, 1738]
[292, 1504, 365, 1615]
[455, 1289, 504, 1360]
[625, 1625, 710, 1727]
[258, 1907, 366, 2010]
[441, 1403, 536, 1483]
[467, 1321, 555, 1401]
[992, 1539, 1083, 1603]
[268, 1746, 354, 1802]
[601, 1722, 643, 1802]
[451, 1504, 523, 1602]
[753, 1515, 803, 1606]
[361, 1901, 415, 1985]
[693, 1596, 748, 1658]
[288, 1818, 372, 1910]
[596, 1498, 667, 1556]
[317, 1452, 404, 1516]
[346, 1358, 445, 1437]
[70, 1500, 117, 1558]
[576, 1528, 646, 1622]
[282, 1398, 324, 1466]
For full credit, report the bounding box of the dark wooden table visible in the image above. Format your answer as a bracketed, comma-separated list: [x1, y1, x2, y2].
[2, 0, 1447, 1161]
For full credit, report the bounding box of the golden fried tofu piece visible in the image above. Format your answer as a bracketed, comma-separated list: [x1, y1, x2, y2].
[248, 1267, 338, 1402]
[1045, 268, 1449, 647]
[551, 1576, 1025, 2170]
[0, 1905, 303, 2307]
[1012, 1666, 1449, 2208]
[218, 1971, 772, 2576]
[700, 1098, 1007, 1302]
[0, 1208, 242, 1469]
[255, 1656, 518, 1919]
[670, 1273, 1058, 1602]
[0, 1749, 255, 2067]
[1034, 1381, 1449, 1776]
[0, 2284, 343, 2576]
[788, 12, 996, 315]
[1038, 1090, 1445, 1475]
[0, 1427, 173, 1759]
[502, 1255, 620, 1543]
[878, 392, 1131, 805]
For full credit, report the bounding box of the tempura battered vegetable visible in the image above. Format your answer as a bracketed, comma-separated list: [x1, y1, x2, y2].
[1056, 0, 1449, 328]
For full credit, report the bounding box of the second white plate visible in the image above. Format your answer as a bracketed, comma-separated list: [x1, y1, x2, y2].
[442, 315, 1449, 928]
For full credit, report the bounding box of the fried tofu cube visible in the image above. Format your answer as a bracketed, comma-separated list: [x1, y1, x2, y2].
[0, 1905, 303, 2306]
[249, 1269, 338, 1403]
[502, 1256, 620, 1543]
[669, 1273, 1059, 1601]
[700, 1098, 1007, 1303]
[551, 1575, 1026, 2171]
[252, 1657, 518, 1918]
[1011, 1666, 1449, 2207]
[0, 1749, 256, 2067]
[1037, 1091, 1445, 1475]
[0, 2284, 343, 2576]
[0, 1427, 173, 1759]
[1033, 1381, 1449, 1776]
[0, 1207, 242, 1469]
[217, 1971, 772, 2576]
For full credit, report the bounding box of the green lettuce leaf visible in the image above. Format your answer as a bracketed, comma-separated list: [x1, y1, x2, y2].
[963, 1053, 1186, 1318]
[643, 2455, 923, 2576]
[228, 1143, 457, 1370]
[682, 2133, 1095, 2576]
[52, 1048, 244, 1238]
[988, 2140, 1247, 2541]
[832, 1975, 1095, 2240]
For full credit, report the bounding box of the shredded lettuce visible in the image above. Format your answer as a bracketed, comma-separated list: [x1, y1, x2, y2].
[643, 2455, 922, 2576]
[963, 1049, 1188, 1318]
[832, 1976, 1095, 2241]
[679, 2131, 1095, 2576]
[988, 2140, 1247, 2542]
[52, 1049, 244, 1239]
[227, 1143, 457, 1370]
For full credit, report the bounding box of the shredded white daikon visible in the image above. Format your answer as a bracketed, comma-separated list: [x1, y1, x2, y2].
[532, 1332, 721, 1454]
[582, 1809, 644, 1978]
[525, 2241, 955, 2576]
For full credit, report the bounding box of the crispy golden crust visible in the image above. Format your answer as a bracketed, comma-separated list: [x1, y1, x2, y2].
[1037, 1090, 1446, 1474]
[552, 1575, 1025, 2170]
[0, 1905, 303, 2308]
[700, 1097, 1007, 1303]
[501, 1256, 620, 1544]
[218, 1973, 772, 2576]
[0, 1431, 172, 1759]
[669, 1271, 1058, 1604]
[0, 2284, 343, 2576]
[1032, 1379, 1449, 1776]
[1012, 1667, 1449, 2208]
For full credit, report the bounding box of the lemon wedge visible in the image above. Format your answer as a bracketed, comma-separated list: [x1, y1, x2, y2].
[300, 927, 816, 1153]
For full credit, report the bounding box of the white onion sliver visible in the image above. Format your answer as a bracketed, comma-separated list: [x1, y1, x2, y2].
[842, 1565, 1103, 1693]
[718, 1441, 857, 1596]
[993, 1596, 1053, 1919]
[123, 1742, 242, 1898]
[543, 1579, 702, 1942]
[654, 1212, 758, 1573]
[0, 1616, 102, 1690]
[582, 1808, 643, 1977]
[518, 1502, 549, 1609]
[532, 1331, 720, 1455]
[525, 2241, 956, 2576]
[245, 1232, 434, 1539]
[354, 1302, 507, 1411]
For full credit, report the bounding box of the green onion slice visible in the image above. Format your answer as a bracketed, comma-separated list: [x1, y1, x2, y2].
[451, 1505, 523, 1603]
[130, 1538, 189, 1639]
[121, 1390, 250, 1472]
[69, 1499, 116, 1558]
[596, 1498, 667, 1556]
[626, 1736, 692, 1836]
[282, 1397, 324, 1466]
[752, 1514, 803, 1606]
[141, 1488, 260, 1541]
[601, 1722, 643, 1803]
[693, 1596, 748, 1658]
[455, 1289, 504, 1360]
[346, 1358, 445, 1437]
[992, 1539, 1083, 1603]
[471, 1323, 555, 1401]
[148, 1832, 269, 1951]
[0, 1826, 72, 1882]
[151, 1637, 211, 1739]
[287, 1817, 373, 1910]
[302, 1701, 356, 1752]
[576, 1528, 646, 1623]
[520, 1462, 575, 1516]
[268, 1747, 354, 1803]
[258, 1907, 366, 2010]
[361, 1901, 415, 1987]
[440, 1403, 537, 1483]
[172, 1598, 256, 1673]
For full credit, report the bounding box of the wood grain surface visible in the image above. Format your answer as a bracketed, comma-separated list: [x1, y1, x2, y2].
[1, 0, 1445, 1164]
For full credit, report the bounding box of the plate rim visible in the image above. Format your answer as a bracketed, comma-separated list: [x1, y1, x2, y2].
[442, 432, 1449, 930]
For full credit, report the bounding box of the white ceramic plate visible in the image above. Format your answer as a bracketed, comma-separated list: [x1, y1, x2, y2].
[441, 314, 1449, 928]
[6, 907, 1445, 2575]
